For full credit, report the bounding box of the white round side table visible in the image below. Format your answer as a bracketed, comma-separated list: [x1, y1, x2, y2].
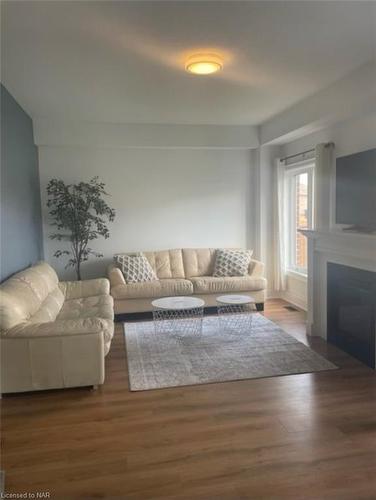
[151, 296, 205, 341]
[216, 294, 256, 335]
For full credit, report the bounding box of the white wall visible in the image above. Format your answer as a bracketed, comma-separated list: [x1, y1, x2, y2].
[36, 86, 376, 298]
[34, 120, 259, 150]
[261, 61, 376, 145]
[39, 147, 255, 280]
[278, 111, 376, 310]
[281, 111, 376, 159]
[259, 64, 376, 309]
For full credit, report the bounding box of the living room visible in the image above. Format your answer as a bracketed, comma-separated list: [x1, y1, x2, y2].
[1, 1, 375, 498]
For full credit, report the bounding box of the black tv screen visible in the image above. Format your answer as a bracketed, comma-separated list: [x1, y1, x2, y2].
[336, 148, 376, 231]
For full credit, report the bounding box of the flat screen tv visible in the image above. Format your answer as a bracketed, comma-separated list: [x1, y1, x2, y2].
[336, 148, 376, 232]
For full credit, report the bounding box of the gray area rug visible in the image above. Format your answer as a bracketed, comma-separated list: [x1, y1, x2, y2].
[124, 314, 337, 391]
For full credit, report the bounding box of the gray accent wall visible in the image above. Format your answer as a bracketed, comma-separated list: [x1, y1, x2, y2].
[1, 84, 43, 281]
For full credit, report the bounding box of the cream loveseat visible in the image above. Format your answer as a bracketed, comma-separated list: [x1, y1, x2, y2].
[108, 248, 266, 315]
[0, 262, 114, 394]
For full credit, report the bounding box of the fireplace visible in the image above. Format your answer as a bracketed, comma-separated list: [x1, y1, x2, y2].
[327, 263, 376, 368]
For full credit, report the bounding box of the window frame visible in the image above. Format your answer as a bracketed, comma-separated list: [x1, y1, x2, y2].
[284, 160, 315, 276]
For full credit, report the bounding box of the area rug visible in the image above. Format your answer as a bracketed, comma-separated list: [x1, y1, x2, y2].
[123, 314, 337, 391]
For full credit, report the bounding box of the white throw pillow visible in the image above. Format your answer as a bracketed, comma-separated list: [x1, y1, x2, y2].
[213, 249, 253, 277]
[115, 253, 157, 283]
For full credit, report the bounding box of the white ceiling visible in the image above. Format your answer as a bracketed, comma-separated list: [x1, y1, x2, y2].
[2, 1, 375, 125]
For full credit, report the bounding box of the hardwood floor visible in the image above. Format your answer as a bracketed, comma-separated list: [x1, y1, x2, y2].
[1, 299, 376, 499]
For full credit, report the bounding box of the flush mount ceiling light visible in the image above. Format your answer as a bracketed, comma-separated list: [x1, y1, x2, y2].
[185, 54, 223, 75]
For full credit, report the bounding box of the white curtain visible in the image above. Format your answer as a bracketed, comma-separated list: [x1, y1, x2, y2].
[273, 158, 286, 291]
[314, 142, 335, 230]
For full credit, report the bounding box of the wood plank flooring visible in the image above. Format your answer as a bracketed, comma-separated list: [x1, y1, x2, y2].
[1, 299, 376, 499]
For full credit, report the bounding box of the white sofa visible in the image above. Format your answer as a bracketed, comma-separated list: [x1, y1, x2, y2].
[108, 248, 267, 315]
[0, 262, 114, 394]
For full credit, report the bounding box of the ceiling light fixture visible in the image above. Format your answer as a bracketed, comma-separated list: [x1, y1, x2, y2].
[185, 54, 223, 75]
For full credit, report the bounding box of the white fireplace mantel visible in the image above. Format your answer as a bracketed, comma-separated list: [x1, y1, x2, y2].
[300, 229, 376, 339]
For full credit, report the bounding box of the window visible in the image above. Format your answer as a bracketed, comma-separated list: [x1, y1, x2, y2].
[285, 163, 314, 275]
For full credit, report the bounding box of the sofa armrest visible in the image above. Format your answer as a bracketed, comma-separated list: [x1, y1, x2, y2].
[249, 259, 265, 278]
[59, 278, 110, 299]
[2, 317, 108, 339]
[107, 264, 126, 287]
[1, 328, 105, 393]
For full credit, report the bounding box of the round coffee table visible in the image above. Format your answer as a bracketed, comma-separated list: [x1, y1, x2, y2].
[152, 296, 205, 340]
[216, 294, 255, 334]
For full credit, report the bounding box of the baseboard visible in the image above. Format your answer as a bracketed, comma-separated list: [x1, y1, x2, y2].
[266, 288, 307, 311]
[280, 291, 307, 311]
[266, 289, 282, 300]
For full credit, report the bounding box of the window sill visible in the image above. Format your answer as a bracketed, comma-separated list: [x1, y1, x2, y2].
[286, 270, 307, 282]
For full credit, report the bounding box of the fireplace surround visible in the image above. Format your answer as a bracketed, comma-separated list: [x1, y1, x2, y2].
[301, 229, 376, 369]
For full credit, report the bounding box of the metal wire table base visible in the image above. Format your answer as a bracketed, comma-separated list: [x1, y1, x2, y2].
[152, 307, 204, 342]
[217, 303, 254, 336]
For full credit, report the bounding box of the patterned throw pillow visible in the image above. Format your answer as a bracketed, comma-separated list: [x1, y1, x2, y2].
[115, 253, 157, 283]
[213, 249, 253, 277]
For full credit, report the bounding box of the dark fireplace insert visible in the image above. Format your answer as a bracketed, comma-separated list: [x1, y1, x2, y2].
[327, 262, 375, 369]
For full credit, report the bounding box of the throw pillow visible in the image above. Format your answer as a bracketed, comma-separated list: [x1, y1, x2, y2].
[213, 249, 252, 277]
[115, 253, 157, 283]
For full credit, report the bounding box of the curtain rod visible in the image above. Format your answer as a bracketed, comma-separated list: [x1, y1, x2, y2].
[280, 148, 314, 163]
[280, 142, 334, 163]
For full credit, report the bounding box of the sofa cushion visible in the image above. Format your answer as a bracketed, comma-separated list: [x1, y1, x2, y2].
[111, 279, 193, 300]
[59, 278, 110, 300]
[29, 288, 65, 324]
[0, 262, 60, 331]
[143, 249, 185, 279]
[213, 249, 253, 277]
[190, 276, 267, 294]
[58, 294, 114, 321]
[182, 248, 216, 278]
